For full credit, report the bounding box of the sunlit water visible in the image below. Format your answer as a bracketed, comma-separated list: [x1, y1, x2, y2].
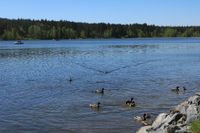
[0, 38, 200, 133]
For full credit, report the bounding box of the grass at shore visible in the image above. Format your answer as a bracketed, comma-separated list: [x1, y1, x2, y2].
[191, 119, 200, 133]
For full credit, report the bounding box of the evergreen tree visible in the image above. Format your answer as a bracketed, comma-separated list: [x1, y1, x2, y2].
[0, 18, 200, 40]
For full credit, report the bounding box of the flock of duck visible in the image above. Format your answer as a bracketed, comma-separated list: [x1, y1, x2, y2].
[171, 86, 187, 93]
[89, 88, 136, 108]
[88, 85, 187, 126]
[88, 87, 151, 125]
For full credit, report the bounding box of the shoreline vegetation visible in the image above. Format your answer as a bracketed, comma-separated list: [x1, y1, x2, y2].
[1, 18, 200, 40]
[191, 119, 200, 133]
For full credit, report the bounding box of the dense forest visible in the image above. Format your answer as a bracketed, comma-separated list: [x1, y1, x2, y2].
[0, 18, 200, 40]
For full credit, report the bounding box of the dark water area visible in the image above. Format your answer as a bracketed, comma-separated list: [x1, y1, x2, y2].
[1, 38, 200, 133]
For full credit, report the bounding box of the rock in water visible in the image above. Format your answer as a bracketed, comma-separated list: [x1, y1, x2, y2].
[137, 93, 200, 133]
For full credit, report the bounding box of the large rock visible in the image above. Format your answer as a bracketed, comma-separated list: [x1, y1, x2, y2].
[136, 126, 151, 133]
[136, 93, 200, 133]
[152, 113, 167, 127]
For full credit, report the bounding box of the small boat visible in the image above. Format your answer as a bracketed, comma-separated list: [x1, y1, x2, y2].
[14, 40, 24, 45]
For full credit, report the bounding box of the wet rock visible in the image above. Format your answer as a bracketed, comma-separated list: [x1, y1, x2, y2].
[167, 125, 181, 133]
[187, 95, 200, 106]
[186, 104, 199, 123]
[136, 93, 200, 133]
[136, 126, 151, 133]
[175, 101, 188, 114]
[168, 113, 184, 125]
[152, 113, 167, 127]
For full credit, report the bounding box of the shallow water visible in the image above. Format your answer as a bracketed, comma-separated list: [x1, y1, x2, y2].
[0, 38, 200, 133]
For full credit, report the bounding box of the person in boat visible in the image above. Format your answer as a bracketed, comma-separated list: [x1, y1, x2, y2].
[14, 40, 24, 44]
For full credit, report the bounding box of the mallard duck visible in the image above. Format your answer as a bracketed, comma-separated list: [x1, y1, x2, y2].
[143, 113, 151, 120]
[89, 102, 101, 109]
[135, 113, 151, 121]
[126, 98, 135, 107]
[95, 88, 104, 94]
[134, 113, 152, 126]
[126, 97, 134, 104]
[69, 77, 73, 83]
[171, 86, 180, 92]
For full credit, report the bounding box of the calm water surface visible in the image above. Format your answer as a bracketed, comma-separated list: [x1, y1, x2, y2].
[0, 38, 200, 133]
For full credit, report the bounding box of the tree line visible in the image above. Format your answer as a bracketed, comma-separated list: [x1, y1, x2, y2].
[0, 18, 200, 40]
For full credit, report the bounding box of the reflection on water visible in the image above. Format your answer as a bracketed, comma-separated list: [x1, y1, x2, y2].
[105, 44, 159, 49]
[0, 48, 81, 58]
[0, 38, 200, 133]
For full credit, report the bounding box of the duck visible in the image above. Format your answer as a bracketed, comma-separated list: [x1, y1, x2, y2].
[126, 98, 136, 107]
[69, 77, 73, 83]
[126, 97, 134, 104]
[95, 88, 104, 94]
[134, 113, 152, 126]
[89, 102, 101, 109]
[143, 113, 151, 120]
[135, 113, 151, 121]
[171, 86, 187, 93]
[171, 86, 180, 92]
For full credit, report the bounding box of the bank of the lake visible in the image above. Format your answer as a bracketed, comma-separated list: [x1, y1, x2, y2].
[137, 92, 200, 133]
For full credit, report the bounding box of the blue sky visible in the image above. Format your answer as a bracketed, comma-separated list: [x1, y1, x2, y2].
[0, 0, 200, 26]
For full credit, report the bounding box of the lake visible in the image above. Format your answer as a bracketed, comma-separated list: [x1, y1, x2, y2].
[0, 38, 200, 133]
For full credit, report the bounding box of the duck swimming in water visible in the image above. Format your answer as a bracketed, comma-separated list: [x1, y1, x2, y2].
[89, 102, 101, 109]
[126, 97, 134, 104]
[69, 77, 73, 83]
[134, 113, 152, 126]
[126, 98, 135, 107]
[95, 88, 104, 94]
[134, 113, 151, 121]
[143, 113, 151, 120]
[171, 86, 187, 93]
[171, 86, 180, 92]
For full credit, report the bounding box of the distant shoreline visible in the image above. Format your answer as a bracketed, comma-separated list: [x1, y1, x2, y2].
[1, 18, 200, 40]
[1, 37, 200, 41]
